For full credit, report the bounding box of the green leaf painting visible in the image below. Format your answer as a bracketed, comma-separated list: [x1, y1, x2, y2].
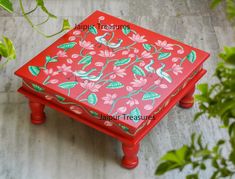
[142, 92, 161, 100]
[28, 66, 40, 76]
[56, 95, 65, 102]
[57, 42, 76, 50]
[87, 93, 98, 105]
[187, 50, 197, 63]
[106, 81, 124, 89]
[114, 58, 130, 66]
[158, 52, 171, 60]
[132, 65, 146, 76]
[32, 83, 44, 92]
[46, 56, 57, 63]
[89, 110, 98, 117]
[58, 81, 78, 89]
[122, 26, 130, 35]
[119, 124, 129, 131]
[88, 26, 98, 35]
[143, 44, 152, 51]
[78, 55, 92, 64]
[129, 107, 141, 123]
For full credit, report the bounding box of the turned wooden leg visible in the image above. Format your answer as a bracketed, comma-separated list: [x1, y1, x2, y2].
[29, 99, 46, 124]
[179, 86, 195, 108]
[121, 143, 139, 169]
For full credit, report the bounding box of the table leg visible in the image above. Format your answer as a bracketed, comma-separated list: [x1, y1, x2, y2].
[179, 85, 195, 108]
[29, 99, 46, 124]
[121, 142, 139, 169]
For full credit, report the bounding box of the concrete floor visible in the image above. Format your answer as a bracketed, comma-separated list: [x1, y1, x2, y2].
[0, 0, 235, 179]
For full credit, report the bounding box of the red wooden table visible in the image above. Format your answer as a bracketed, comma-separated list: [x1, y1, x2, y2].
[15, 10, 210, 169]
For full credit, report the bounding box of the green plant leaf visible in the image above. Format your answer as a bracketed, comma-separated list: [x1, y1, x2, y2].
[0, 36, 16, 60]
[210, 0, 222, 9]
[57, 42, 76, 50]
[114, 58, 130, 66]
[158, 52, 171, 60]
[88, 25, 97, 35]
[32, 83, 44, 92]
[36, 0, 57, 18]
[155, 161, 179, 175]
[219, 46, 235, 66]
[122, 26, 130, 35]
[142, 92, 160, 100]
[161, 145, 190, 165]
[106, 81, 124, 89]
[132, 65, 146, 76]
[143, 44, 152, 51]
[62, 19, 71, 31]
[78, 55, 92, 64]
[226, 0, 235, 20]
[186, 173, 198, 179]
[187, 50, 197, 63]
[46, 56, 57, 63]
[87, 93, 98, 105]
[130, 107, 141, 123]
[0, 0, 13, 13]
[58, 81, 78, 89]
[28, 66, 40, 76]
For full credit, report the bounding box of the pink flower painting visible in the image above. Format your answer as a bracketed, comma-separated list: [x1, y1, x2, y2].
[129, 33, 147, 43]
[102, 93, 117, 105]
[80, 80, 101, 92]
[155, 40, 173, 50]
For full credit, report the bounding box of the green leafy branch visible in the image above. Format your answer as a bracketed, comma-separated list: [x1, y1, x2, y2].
[211, 0, 235, 21]
[0, 36, 16, 69]
[19, 0, 71, 38]
[155, 47, 235, 178]
[0, 0, 71, 69]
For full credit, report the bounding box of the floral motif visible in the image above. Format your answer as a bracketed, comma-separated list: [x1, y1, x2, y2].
[80, 80, 101, 92]
[43, 68, 58, 76]
[73, 30, 81, 36]
[98, 50, 115, 58]
[155, 40, 173, 50]
[172, 64, 183, 75]
[126, 86, 133, 92]
[117, 106, 127, 113]
[140, 51, 153, 59]
[144, 104, 153, 110]
[49, 79, 59, 84]
[131, 77, 147, 87]
[79, 40, 94, 50]
[104, 121, 113, 126]
[95, 62, 104, 66]
[126, 98, 139, 107]
[69, 36, 76, 41]
[70, 105, 83, 114]
[57, 50, 67, 57]
[57, 64, 72, 76]
[102, 93, 117, 105]
[45, 95, 54, 100]
[129, 33, 147, 43]
[113, 66, 126, 78]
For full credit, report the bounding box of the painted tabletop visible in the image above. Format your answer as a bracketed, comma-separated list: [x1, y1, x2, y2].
[15, 10, 210, 129]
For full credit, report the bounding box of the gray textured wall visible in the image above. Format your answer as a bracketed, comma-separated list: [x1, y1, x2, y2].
[0, 0, 234, 179]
